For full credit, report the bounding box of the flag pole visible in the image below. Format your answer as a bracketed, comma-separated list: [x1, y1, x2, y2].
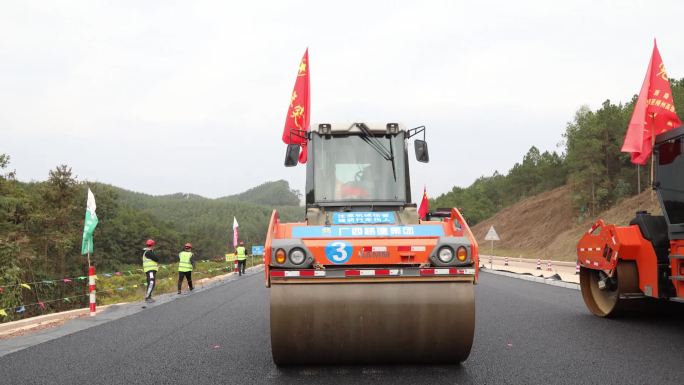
[650, 124, 655, 201]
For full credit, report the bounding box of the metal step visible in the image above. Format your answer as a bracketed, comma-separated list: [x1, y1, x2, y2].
[670, 297, 684, 303]
[670, 255, 684, 260]
[669, 276, 684, 281]
[619, 293, 647, 299]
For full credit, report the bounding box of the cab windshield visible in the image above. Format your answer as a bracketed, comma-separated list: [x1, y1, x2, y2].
[657, 137, 684, 224]
[312, 133, 407, 204]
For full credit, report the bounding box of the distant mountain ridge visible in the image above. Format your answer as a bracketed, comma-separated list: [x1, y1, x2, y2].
[94, 180, 303, 258]
[218, 180, 301, 206]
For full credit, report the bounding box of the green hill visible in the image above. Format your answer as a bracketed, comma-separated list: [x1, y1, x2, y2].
[99, 182, 303, 260]
[218, 180, 301, 206]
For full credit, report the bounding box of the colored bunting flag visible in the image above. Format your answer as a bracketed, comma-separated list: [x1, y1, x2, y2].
[21, 283, 31, 290]
[38, 301, 45, 310]
[63, 297, 71, 302]
[0, 309, 7, 317]
[16, 305, 25, 313]
[81, 188, 99, 254]
[63, 279, 72, 283]
[621, 39, 682, 164]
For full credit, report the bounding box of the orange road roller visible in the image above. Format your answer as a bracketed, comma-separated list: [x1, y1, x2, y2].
[265, 123, 479, 364]
[577, 126, 684, 317]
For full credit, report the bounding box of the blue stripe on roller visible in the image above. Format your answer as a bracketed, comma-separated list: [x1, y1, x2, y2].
[291, 225, 444, 238]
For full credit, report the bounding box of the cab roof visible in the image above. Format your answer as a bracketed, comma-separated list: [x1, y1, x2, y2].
[312, 122, 405, 135]
[656, 125, 684, 144]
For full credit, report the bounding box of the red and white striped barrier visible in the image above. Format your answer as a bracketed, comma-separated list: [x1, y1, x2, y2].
[88, 266, 96, 317]
[504, 257, 509, 266]
[546, 261, 553, 271]
[270, 267, 476, 278]
[234, 259, 238, 273]
[536, 259, 541, 270]
[575, 262, 580, 274]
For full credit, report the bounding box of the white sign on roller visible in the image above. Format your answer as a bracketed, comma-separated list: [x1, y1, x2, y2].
[484, 226, 500, 241]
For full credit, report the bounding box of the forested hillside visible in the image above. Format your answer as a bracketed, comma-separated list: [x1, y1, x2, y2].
[0, 156, 302, 317]
[107, 182, 302, 260]
[434, 78, 684, 225]
[472, 186, 661, 260]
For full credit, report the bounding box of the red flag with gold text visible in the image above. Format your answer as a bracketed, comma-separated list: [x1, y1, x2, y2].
[418, 186, 429, 220]
[621, 40, 681, 164]
[282, 49, 310, 163]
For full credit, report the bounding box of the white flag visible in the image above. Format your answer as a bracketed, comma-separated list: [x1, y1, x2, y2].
[232, 217, 239, 248]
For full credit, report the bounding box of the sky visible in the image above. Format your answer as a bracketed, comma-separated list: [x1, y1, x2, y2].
[2, 0, 684, 202]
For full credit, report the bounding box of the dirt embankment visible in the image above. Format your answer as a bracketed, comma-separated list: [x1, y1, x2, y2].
[471, 185, 661, 261]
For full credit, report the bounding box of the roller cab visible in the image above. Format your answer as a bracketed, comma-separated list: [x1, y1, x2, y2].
[266, 123, 479, 364]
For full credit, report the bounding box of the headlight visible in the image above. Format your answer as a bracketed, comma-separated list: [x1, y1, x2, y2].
[275, 249, 286, 264]
[289, 248, 306, 265]
[456, 246, 468, 262]
[437, 246, 454, 263]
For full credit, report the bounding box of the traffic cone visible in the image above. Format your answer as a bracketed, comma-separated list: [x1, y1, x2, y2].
[504, 257, 509, 266]
[546, 261, 552, 271]
[536, 259, 541, 270]
[575, 262, 580, 275]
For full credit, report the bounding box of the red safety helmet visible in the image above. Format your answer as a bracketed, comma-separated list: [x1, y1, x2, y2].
[146, 239, 155, 247]
[184, 243, 192, 249]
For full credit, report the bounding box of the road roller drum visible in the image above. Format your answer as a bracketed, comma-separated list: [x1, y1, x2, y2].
[270, 281, 475, 365]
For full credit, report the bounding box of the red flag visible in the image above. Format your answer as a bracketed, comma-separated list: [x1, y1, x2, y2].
[282, 49, 311, 163]
[622, 40, 681, 165]
[418, 186, 429, 220]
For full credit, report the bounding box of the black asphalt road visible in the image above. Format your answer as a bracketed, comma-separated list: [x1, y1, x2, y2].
[1, 270, 683, 385]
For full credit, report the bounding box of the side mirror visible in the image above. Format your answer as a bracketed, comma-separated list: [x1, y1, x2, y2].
[414, 140, 429, 163]
[284, 144, 300, 167]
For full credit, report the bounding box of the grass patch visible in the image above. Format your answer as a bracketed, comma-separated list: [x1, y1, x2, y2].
[97, 256, 263, 305]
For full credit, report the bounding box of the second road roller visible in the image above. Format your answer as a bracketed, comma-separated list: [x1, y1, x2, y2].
[577, 125, 684, 317]
[264, 122, 479, 365]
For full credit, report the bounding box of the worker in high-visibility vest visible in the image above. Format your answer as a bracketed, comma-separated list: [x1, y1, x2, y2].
[236, 241, 247, 276]
[177, 242, 195, 294]
[142, 239, 160, 303]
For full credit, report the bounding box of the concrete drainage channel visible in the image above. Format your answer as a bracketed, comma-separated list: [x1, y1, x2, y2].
[480, 267, 580, 290]
[0, 265, 263, 357]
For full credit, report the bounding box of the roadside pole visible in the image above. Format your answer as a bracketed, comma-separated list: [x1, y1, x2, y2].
[88, 257, 96, 317]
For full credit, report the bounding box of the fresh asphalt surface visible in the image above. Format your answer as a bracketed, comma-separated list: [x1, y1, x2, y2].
[1, 270, 683, 385]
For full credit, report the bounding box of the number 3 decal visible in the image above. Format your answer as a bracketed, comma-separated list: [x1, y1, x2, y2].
[325, 241, 352, 264]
